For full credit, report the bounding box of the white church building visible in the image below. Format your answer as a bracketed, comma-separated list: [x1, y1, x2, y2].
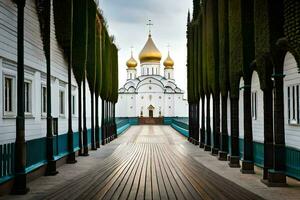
[116, 33, 188, 118]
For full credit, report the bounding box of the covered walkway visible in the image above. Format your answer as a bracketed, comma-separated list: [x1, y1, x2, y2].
[3, 126, 300, 200]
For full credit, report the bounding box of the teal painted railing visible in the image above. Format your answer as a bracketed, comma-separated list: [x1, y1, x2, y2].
[0, 143, 14, 183]
[164, 117, 189, 138]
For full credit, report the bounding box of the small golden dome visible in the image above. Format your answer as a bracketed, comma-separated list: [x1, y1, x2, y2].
[126, 53, 138, 69]
[163, 53, 174, 69]
[139, 35, 162, 63]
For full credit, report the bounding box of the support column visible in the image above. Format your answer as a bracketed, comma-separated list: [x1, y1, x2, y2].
[261, 89, 274, 180]
[78, 83, 83, 155]
[200, 97, 205, 148]
[267, 74, 286, 186]
[241, 84, 254, 173]
[195, 102, 200, 145]
[107, 102, 110, 142]
[204, 95, 211, 151]
[45, 0, 57, 176]
[82, 78, 89, 156]
[101, 100, 106, 145]
[90, 92, 96, 150]
[219, 94, 228, 160]
[113, 103, 118, 138]
[67, 56, 76, 163]
[12, 0, 29, 194]
[95, 94, 100, 148]
[229, 97, 240, 168]
[212, 93, 220, 155]
[188, 103, 192, 142]
[114, 103, 117, 138]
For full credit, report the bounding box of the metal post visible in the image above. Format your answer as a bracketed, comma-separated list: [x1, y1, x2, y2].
[12, 0, 29, 194]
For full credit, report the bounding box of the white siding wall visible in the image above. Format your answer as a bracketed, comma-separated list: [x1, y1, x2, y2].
[0, 0, 98, 144]
[227, 94, 231, 136]
[251, 71, 264, 143]
[284, 52, 300, 149]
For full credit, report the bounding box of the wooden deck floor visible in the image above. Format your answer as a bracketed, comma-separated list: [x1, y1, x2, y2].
[24, 126, 264, 200]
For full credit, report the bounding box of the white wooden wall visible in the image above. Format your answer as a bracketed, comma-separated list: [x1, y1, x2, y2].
[284, 52, 300, 149]
[251, 71, 264, 143]
[0, 0, 101, 144]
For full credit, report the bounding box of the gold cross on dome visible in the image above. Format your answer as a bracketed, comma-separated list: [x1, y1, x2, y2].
[130, 46, 134, 56]
[147, 19, 153, 36]
[167, 44, 171, 54]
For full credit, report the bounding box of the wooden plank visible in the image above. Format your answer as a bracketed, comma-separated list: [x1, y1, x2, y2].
[103, 144, 145, 200]
[154, 144, 177, 200]
[119, 144, 147, 200]
[37, 125, 265, 200]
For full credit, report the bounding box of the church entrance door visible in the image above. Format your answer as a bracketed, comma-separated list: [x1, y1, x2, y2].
[148, 105, 155, 118]
[149, 110, 153, 118]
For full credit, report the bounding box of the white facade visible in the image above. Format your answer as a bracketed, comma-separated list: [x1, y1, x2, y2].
[0, 0, 102, 144]
[117, 75, 188, 118]
[116, 34, 188, 118]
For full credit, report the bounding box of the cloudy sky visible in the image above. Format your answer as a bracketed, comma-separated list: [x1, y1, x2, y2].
[99, 0, 193, 94]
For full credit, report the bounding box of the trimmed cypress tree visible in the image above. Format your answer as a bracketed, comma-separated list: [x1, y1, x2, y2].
[53, 0, 72, 57]
[86, 0, 97, 150]
[72, 0, 88, 154]
[95, 15, 102, 148]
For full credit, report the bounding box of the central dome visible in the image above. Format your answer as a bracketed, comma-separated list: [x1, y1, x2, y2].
[139, 35, 162, 63]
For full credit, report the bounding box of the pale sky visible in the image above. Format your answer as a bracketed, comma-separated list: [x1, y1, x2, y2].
[99, 0, 193, 95]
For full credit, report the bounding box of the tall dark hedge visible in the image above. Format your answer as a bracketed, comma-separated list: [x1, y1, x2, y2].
[206, 0, 219, 94]
[72, 0, 88, 84]
[95, 17, 102, 96]
[228, 0, 243, 98]
[283, 0, 300, 70]
[197, 13, 203, 96]
[218, 0, 229, 96]
[86, 0, 97, 92]
[100, 30, 110, 100]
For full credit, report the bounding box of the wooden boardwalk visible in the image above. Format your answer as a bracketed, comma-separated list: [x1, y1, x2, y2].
[10, 126, 264, 200]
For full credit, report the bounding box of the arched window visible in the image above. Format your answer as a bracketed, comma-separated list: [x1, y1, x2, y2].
[147, 68, 149, 75]
[152, 68, 154, 74]
[130, 73, 132, 79]
[168, 73, 170, 79]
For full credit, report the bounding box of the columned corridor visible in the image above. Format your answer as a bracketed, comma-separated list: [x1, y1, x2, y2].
[5, 126, 299, 200]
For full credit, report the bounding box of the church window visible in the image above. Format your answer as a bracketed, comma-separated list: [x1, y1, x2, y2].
[168, 73, 170, 79]
[147, 68, 149, 75]
[41, 85, 47, 115]
[149, 86, 152, 90]
[169, 106, 171, 109]
[3, 76, 15, 116]
[251, 91, 257, 120]
[156, 68, 158, 74]
[152, 68, 154, 74]
[130, 73, 132, 79]
[24, 81, 32, 114]
[287, 85, 300, 125]
[72, 95, 76, 115]
[59, 90, 65, 116]
[131, 96, 133, 99]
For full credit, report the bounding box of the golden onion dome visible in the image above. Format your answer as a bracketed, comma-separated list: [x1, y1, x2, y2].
[163, 52, 174, 69]
[126, 53, 138, 69]
[139, 35, 162, 63]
